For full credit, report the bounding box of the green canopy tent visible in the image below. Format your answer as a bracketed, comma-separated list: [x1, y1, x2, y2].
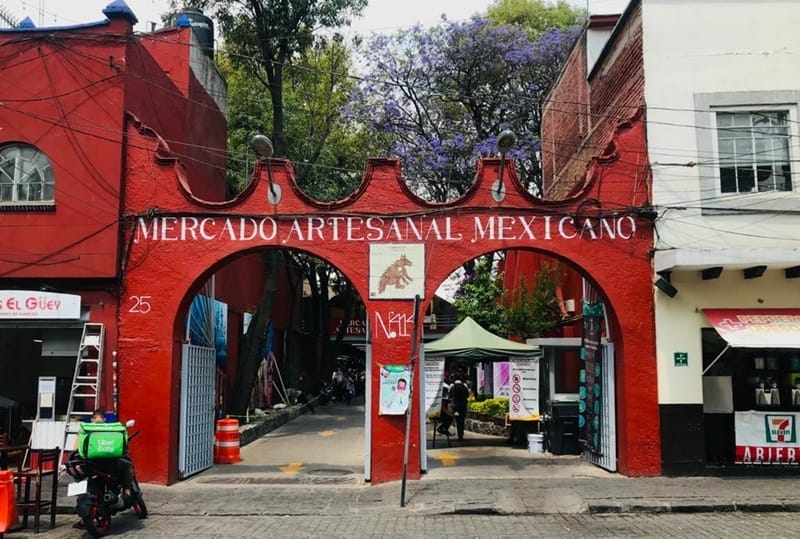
[423, 316, 541, 359]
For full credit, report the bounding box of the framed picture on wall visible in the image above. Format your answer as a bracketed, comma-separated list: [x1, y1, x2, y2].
[369, 243, 425, 300]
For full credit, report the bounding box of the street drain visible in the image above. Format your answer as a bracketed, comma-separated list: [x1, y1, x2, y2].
[307, 468, 352, 476]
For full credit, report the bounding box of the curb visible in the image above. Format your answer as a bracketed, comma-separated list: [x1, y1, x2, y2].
[587, 500, 800, 514]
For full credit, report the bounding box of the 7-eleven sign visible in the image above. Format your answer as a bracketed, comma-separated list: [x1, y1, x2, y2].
[765, 415, 796, 443]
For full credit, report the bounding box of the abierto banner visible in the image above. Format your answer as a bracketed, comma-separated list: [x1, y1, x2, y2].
[735, 411, 800, 464]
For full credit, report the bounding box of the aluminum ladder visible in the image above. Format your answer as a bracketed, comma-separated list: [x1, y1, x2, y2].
[62, 323, 105, 458]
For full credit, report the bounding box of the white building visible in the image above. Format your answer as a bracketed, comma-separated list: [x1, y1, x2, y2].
[646, 0, 800, 472]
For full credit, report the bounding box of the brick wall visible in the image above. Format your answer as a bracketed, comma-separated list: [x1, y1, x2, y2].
[542, 3, 645, 199]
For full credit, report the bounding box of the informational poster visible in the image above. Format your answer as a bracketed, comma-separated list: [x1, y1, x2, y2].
[369, 244, 425, 300]
[424, 357, 445, 416]
[379, 364, 412, 415]
[493, 362, 510, 398]
[508, 358, 540, 421]
[735, 411, 800, 464]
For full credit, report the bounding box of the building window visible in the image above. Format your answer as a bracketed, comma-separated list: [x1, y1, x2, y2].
[0, 143, 55, 203]
[717, 111, 791, 194]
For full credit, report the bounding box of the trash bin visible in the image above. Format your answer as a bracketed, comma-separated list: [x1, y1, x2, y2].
[548, 401, 580, 455]
[0, 469, 18, 533]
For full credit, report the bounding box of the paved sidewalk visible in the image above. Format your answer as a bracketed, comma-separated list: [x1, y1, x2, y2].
[93, 461, 800, 517]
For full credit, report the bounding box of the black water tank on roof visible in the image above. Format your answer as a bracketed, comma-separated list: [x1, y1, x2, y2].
[171, 7, 214, 60]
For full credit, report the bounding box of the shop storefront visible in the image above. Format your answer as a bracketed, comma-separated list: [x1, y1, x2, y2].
[0, 290, 86, 444]
[702, 309, 800, 468]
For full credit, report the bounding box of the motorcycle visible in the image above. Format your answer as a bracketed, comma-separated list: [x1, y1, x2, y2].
[65, 419, 147, 537]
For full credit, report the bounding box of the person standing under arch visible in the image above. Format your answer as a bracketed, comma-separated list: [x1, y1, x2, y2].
[450, 377, 470, 441]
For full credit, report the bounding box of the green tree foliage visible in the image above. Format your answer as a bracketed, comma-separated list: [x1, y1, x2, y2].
[452, 255, 508, 337]
[220, 38, 370, 198]
[486, 0, 586, 39]
[503, 261, 562, 339]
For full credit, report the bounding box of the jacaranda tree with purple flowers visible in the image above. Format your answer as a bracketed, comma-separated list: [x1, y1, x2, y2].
[346, 16, 581, 201]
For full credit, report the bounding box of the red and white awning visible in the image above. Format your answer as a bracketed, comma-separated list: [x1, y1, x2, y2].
[703, 308, 800, 348]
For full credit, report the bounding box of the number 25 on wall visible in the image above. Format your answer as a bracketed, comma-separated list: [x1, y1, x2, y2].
[128, 295, 152, 313]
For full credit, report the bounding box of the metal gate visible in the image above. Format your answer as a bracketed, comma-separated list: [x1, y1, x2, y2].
[178, 343, 216, 478]
[583, 342, 617, 472]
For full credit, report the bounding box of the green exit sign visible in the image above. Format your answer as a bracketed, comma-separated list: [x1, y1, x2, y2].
[674, 352, 688, 367]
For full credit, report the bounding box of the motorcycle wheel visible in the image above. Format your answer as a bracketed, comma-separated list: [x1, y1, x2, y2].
[83, 503, 111, 538]
[132, 494, 148, 518]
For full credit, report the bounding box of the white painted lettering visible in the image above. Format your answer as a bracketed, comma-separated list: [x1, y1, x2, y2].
[238, 218, 258, 241]
[365, 217, 384, 241]
[200, 218, 216, 240]
[600, 218, 615, 239]
[425, 219, 443, 240]
[181, 217, 199, 240]
[558, 216, 577, 239]
[221, 218, 237, 240]
[518, 217, 536, 240]
[578, 218, 598, 240]
[347, 217, 364, 241]
[259, 218, 277, 240]
[497, 216, 515, 240]
[445, 217, 463, 240]
[472, 217, 494, 242]
[135, 217, 156, 244]
[544, 215, 552, 240]
[160, 217, 179, 241]
[618, 216, 636, 239]
[283, 219, 305, 243]
[405, 218, 422, 241]
[306, 217, 325, 241]
[327, 217, 344, 240]
[387, 219, 403, 241]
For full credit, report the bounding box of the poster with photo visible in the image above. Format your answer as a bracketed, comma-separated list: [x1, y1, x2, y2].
[369, 244, 425, 300]
[379, 364, 412, 415]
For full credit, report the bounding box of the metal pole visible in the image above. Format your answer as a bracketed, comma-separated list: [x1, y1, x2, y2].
[702, 344, 731, 375]
[401, 295, 421, 507]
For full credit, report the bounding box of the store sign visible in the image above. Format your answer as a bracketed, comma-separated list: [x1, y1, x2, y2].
[703, 309, 800, 348]
[134, 215, 638, 244]
[735, 411, 800, 464]
[0, 290, 81, 319]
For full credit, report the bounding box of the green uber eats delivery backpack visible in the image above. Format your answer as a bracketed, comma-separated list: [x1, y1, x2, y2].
[77, 422, 128, 459]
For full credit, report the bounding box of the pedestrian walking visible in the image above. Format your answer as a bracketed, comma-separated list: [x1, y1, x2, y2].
[450, 377, 469, 441]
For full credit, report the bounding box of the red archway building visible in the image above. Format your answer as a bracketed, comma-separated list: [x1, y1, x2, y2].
[120, 111, 659, 485]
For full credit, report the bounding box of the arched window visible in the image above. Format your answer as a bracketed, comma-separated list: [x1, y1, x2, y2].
[0, 143, 55, 203]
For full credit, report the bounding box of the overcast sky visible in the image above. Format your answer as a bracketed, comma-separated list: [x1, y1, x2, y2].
[2, 0, 630, 34]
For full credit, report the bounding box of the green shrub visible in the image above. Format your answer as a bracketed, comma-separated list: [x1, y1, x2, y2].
[467, 397, 508, 418]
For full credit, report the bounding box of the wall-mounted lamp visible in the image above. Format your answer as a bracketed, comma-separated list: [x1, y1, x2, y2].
[701, 266, 723, 280]
[654, 275, 678, 298]
[492, 130, 516, 203]
[252, 134, 281, 205]
[743, 265, 767, 280]
[785, 266, 800, 279]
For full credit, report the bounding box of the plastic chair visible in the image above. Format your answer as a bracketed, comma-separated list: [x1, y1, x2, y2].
[13, 448, 59, 533]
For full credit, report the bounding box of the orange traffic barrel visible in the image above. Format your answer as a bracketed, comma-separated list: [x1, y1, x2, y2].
[214, 417, 241, 464]
[0, 469, 19, 533]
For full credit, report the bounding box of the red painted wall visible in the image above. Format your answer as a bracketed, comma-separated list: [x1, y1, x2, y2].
[0, 27, 127, 279]
[540, 1, 660, 475]
[139, 28, 228, 200]
[0, 14, 258, 440]
[119, 113, 658, 484]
